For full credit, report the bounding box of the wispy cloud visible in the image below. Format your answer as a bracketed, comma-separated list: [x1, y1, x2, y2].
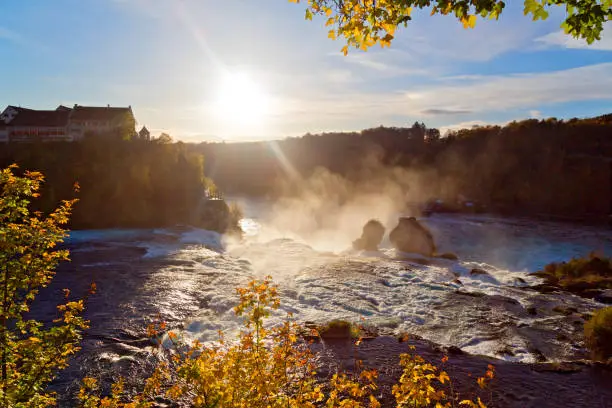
[324, 69, 361, 84]
[529, 110, 542, 118]
[421, 108, 473, 116]
[391, 12, 540, 62]
[407, 63, 612, 113]
[333, 49, 432, 77]
[0, 25, 48, 52]
[0, 26, 24, 44]
[535, 23, 612, 51]
[270, 62, 612, 134]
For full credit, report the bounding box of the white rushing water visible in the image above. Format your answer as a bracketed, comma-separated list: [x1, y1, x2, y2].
[67, 212, 612, 364]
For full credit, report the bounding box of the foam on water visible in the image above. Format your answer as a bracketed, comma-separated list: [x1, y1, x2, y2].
[72, 215, 611, 363]
[67, 229, 149, 244]
[165, 215, 610, 362]
[120, 227, 226, 259]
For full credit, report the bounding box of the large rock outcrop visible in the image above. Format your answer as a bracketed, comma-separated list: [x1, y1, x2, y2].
[352, 219, 385, 251]
[389, 217, 436, 257]
[198, 199, 242, 234]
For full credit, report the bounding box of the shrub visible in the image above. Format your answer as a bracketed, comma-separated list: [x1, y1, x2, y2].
[0, 165, 88, 407]
[198, 200, 243, 234]
[584, 306, 612, 361]
[318, 319, 361, 340]
[533, 253, 612, 292]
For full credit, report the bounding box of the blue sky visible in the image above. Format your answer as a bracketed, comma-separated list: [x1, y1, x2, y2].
[1, 0, 612, 141]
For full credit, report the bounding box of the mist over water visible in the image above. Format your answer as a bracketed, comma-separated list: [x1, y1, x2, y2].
[210, 190, 612, 363]
[234, 162, 442, 253]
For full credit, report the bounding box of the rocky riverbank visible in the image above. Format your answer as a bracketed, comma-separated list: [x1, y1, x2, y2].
[313, 335, 612, 408]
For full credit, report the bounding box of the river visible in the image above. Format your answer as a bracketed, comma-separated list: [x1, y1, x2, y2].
[30, 209, 612, 406]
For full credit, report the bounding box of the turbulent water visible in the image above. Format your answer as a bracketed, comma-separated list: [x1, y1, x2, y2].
[32, 208, 612, 405]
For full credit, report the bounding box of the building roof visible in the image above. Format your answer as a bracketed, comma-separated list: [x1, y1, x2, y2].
[70, 105, 133, 122]
[1, 105, 34, 122]
[9, 110, 70, 127]
[6, 105, 34, 113]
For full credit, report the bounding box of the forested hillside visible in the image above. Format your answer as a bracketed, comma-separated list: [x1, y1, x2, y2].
[0, 138, 211, 229]
[197, 116, 612, 221]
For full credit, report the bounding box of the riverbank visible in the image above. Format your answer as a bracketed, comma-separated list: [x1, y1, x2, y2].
[313, 335, 612, 408]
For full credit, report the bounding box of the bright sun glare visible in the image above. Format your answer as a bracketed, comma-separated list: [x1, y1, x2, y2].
[214, 72, 271, 132]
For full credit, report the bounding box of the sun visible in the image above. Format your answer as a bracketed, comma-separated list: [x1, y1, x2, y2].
[214, 72, 271, 131]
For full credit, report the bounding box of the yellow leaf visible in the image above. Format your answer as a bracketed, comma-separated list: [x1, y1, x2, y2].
[462, 15, 477, 29]
[328, 30, 336, 39]
[382, 23, 396, 35]
[341, 45, 349, 56]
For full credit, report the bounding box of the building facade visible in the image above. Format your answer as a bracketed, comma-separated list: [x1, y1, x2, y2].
[0, 104, 137, 142]
[0, 126, 8, 143]
[68, 105, 136, 140]
[5, 109, 71, 142]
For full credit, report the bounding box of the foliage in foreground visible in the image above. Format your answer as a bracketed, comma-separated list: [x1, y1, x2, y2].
[290, 0, 611, 54]
[80, 277, 495, 407]
[0, 165, 88, 407]
[584, 306, 612, 361]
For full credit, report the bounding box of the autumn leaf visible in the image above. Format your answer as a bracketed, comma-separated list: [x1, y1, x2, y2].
[291, 0, 611, 52]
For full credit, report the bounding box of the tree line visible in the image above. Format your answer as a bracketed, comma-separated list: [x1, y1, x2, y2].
[196, 115, 612, 222]
[2, 114, 610, 226]
[0, 137, 214, 229]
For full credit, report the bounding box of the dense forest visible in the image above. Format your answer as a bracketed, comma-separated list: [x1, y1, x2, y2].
[0, 137, 225, 230]
[196, 115, 612, 222]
